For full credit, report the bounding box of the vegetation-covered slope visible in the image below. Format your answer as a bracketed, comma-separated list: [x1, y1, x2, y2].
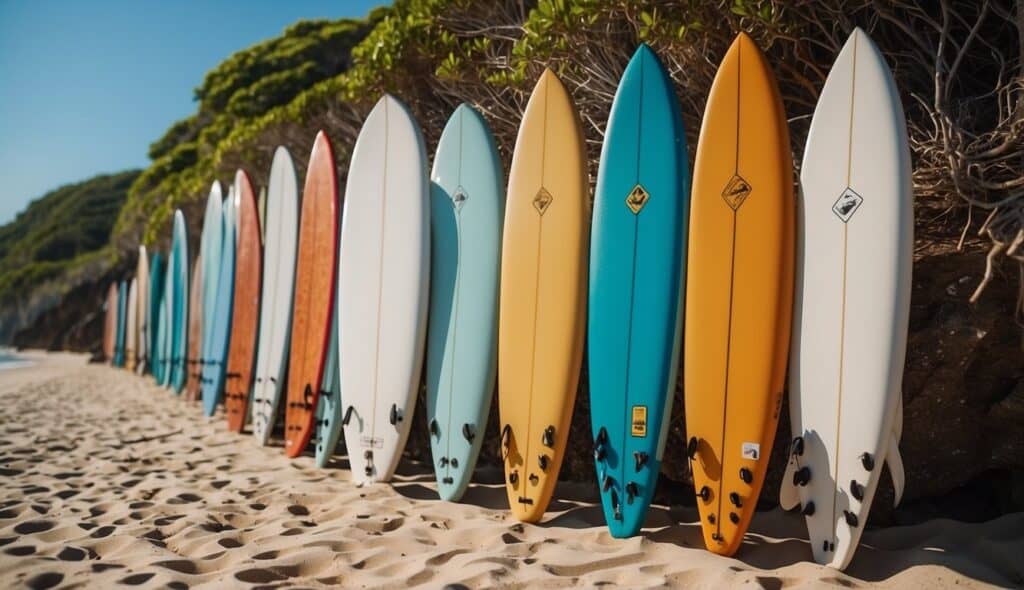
[0, 170, 138, 341]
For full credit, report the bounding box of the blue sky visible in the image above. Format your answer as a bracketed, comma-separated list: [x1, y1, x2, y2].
[0, 0, 384, 225]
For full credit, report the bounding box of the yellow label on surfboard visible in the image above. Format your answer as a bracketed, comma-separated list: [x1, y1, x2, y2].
[631, 406, 648, 437]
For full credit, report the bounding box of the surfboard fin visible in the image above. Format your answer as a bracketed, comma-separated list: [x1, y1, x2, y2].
[779, 453, 800, 510]
[886, 429, 905, 506]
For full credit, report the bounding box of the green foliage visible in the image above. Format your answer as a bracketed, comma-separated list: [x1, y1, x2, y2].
[0, 171, 138, 305]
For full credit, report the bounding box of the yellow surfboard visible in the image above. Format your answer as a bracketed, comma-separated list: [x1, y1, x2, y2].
[683, 33, 794, 556]
[499, 68, 589, 522]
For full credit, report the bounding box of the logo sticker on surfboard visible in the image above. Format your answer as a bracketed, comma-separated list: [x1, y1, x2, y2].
[451, 186, 468, 210]
[722, 174, 752, 210]
[533, 188, 553, 215]
[832, 188, 863, 222]
[626, 184, 649, 214]
[741, 442, 760, 460]
[631, 406, 648, 437]
[360, 436, 384, 449]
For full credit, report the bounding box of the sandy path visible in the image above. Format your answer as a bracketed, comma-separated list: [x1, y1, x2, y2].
[0, 353, 1020, 589]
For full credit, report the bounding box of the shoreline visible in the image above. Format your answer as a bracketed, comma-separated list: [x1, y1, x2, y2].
[0, 353, 1020, 588]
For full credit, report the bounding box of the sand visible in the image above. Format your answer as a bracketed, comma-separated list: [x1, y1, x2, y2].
[0, 352, 1021, 589]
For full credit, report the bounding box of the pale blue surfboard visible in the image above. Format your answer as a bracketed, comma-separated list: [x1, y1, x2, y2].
[198, 183, 224, 390]
[588, 44, 690, 537]
[114, 280, 127, 367]
[426, 104, 504, 501]
[202, 191, 236, 416]
[148, 253, 164, 378]
[314, 286, 342, 468]
[157, 252, 173, 387]
[168, 211, 189, 392]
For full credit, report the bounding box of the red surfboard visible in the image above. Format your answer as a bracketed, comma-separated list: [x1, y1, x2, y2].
[225, 170, 263, 432]
[284, 131, 339, 457]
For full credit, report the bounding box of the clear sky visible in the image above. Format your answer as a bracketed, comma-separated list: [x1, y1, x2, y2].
[0, 0, 384, 225]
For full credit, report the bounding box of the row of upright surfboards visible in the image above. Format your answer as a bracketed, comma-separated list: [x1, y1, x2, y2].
[101, 28, 911, 570]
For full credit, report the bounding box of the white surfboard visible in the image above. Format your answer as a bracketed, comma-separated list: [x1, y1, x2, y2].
[779, 28, 911, 570]
[252, 147, 300, 445]
[135, 246, 149, 374]
[338, 95, 430, 484]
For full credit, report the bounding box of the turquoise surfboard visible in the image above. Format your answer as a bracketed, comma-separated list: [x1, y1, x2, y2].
[314, 286, 342, 468]
[202, 190, 236, 416]
[426, 104, 504, 501]
[169, 211, 190, 392]
[588, 44, 690, 537]
[148, 253, 164, 377]
[114, 280, 127, 367]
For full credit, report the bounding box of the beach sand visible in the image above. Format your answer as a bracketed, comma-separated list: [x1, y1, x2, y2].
[0, 352, 1021, 589]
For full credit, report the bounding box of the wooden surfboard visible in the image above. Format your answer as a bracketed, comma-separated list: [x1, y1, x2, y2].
[589, 44, 690, 537]
[184, 255, 203, 401]
[684, 32, 794, 556]
[284, 131, 339, 458]
[337, 96, 430, 481]
[225, 170, 263, 432]
[125, 278, 138, 371]
[103, 283, 117, 363]
[135, 246, 149, 374]
[499, 69, 589, 522]
[425, 103, 504, 500]
[252, 147, 299, 446]
[778, 28, 911, 570]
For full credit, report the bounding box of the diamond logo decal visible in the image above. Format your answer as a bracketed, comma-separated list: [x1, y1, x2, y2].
[533, 188, 553, 215]
[626, 184, 649, 214]
[451, 186, 468, 210]
[832, 188, 863, 223]
[722, 174, 752, 210]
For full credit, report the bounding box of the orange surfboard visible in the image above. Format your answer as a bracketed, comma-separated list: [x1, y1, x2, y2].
[225, 171, 263, 432]
[683, 33, 794, 556]
[284, 131, 339, 457]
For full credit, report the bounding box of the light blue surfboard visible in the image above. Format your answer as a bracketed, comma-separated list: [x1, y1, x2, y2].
[147, 253, 164, 378]
[198, 184, 224, 389]
[169, 211, 190, 392]
[314, 286, 342, 468]
[202, 191, 236, 416]
[588, 44, 690, 537]
[157, 252, 173, 387]
[114, 280, 127, 367]
[426, 104, 504, 501]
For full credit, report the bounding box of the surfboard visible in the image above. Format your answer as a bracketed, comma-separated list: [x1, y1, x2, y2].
[148, 253, 164, 378]
[135, 246, 149, 374]
[115, 280, 127, 367]
[201, 185, 237, 416]
[169, 211, 189, 393]
[225, 170, 262, 432]
[777, 28, 911, 570]
[314, 289, 341, 468]
[425, 103, 503, 500]
[589, 45, 689, 537]
[252, 147, 299, 446]
[125, 279, 138, 371]
[103, 283, 117, 363]
[185, 255, 203, 401]
[338, 96, 430, 481]
[199, 182, 224, 388]
[284, 131, 339, 458]
[499, 69, 589, 522]
[683, 32, 794, 556]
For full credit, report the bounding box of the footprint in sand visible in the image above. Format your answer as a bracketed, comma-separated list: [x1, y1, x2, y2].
[14, 520, 54, 534]
[26, 572, 63, 590]
[118, 572, 156, 585]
